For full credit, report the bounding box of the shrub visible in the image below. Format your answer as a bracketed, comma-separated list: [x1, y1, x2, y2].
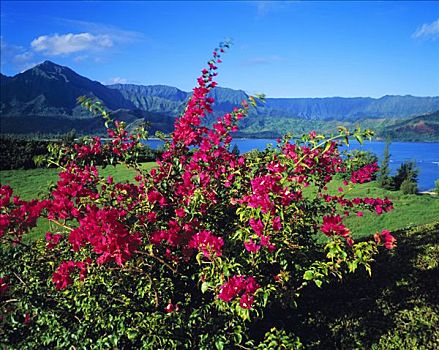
[393, 161, 418, 191]
[0, 42, 396, 348]
[342, 149, 378, 181]
[400, 179, 418, 195]
[0, 136, 51, 170]
[378, 138, 393, 190]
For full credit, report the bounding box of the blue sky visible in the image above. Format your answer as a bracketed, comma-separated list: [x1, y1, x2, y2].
[1, 1, 438, 97]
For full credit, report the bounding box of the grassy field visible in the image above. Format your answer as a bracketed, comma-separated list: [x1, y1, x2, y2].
[0, 163, 156, 201]
[1, 165, 438, 241]
[0, 163, 156, 240]
[1, 167, 438, 348]
[322, 179, 439, 239]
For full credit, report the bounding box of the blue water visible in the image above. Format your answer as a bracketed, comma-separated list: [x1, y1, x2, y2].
[144, 139, 439, 191]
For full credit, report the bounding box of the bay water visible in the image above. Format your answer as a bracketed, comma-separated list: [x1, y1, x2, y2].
[143, 139, 439, 191]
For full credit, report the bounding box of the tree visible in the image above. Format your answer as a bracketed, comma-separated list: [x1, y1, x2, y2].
[400, 179, 418, 194]
[378, 138, 393, 189]
[231, 143, 240, 156]
[393, 160, 418, 193]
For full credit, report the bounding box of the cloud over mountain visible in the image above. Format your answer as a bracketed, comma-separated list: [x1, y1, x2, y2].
[31, 32, 113, 56]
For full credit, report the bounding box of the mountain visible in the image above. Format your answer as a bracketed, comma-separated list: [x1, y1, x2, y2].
[106, 84, 251, 119]
[1, 61, 439, 139]
[107, 84, 189, 116]
[0, 61, 134, 119]
[0, 61, 175, 134]
[0, 73, 12, 85]
[260, 95, 439, 120]
[380, 110, 439, 141]
[109, 84, 439, 121]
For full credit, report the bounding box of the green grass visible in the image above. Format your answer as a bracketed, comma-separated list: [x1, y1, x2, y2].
[0, 162, 156, 240]
[1, 166, 438, 241]
[323, 179, 439, 239]
[0, 163, 156, 200]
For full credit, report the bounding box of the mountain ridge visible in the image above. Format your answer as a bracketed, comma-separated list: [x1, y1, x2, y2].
[1, 61, 439, 139]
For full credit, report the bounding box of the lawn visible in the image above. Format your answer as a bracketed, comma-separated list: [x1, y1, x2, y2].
[323, 179, 439, 239]
[0, 162, 156, 240]
[1, 165, 438, 241]
[0, 162, 157, 201]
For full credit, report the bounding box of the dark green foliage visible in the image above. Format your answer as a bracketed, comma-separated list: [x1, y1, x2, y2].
[231, 143, 240, 156]
[2, 223, 437, 349]
[274, 223, 439, 349]
[60, 129, 77, 145]
[435, 180, 439, 194]
[393, 161, 418, 192]
[0, 136, 51, 170]
[378, 138, 393, 189]
[0, 135, 162, 170]
[400, 179, 418, 194]
[0, 240, 300, 349]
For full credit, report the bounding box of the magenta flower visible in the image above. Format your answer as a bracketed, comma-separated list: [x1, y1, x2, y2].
[188, 230, 224, 258]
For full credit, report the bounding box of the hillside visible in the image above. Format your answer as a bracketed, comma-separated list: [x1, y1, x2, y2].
[0, 61, 133, 117]
[381, 110, 439, 141]
[1, 61, 439, 139]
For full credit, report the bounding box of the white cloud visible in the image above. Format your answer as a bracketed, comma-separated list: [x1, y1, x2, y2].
[108, 77, 128, 84]
[55, 18, 147, 44]
[0, 37, 35, 69]
[412, 18, 439, 40]
[31, 32, 113, 56]
[13, 51, 34, 63]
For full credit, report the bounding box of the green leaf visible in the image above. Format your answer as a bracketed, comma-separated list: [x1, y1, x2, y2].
[201, 282, 210, 293]
[354, 134, 364, 144]
[314, 279, 323, 288]
[303, 270, 314, 280]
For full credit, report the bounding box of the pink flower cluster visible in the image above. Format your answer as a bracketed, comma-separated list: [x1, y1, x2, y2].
[45, 232, 63, 250]
[188, 230, 224, 258]
[244, 218, 276, 253]
[321, 215, 353, 245]
[241, 174, 295, 214]
[282, 141, 344, 182]
[52, 260, 90, 290]
[350, 162, 379, 184]
[374, 229, 396, 249]
[73, 136, 102, 159]
[321, 194, 393, 216]
[218, 275, 260, 309]
[107, 121, 140, 157]
[68, 207, 141, 266]
[46, 164, 100, 221]
[0, 185, 47, 242]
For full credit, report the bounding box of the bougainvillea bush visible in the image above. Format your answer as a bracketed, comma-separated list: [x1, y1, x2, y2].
[0, 42, 395, 349]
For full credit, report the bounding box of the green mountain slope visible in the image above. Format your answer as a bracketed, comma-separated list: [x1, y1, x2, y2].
[1, 61, 439, 140]
[380, 110, 439, 141]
